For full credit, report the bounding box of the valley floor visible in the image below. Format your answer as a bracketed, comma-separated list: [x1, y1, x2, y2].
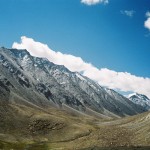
[0, 100, 150, 150]
[1, 141, 150, 150]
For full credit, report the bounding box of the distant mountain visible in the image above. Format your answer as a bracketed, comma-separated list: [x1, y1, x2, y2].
[129, 93, 150, 110]
[0, 47, 146, 118]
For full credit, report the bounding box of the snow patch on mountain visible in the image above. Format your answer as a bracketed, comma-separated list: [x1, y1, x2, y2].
[129, 93, 150, 110]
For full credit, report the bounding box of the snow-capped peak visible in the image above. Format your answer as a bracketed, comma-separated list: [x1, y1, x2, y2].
[129, 93, 150, 110]
[127, 93, 137, 98]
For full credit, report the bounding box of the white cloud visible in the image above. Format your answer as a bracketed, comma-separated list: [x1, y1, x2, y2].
[120, 10, 135, 17]
[81, 0, 108, 5]
[144, 11, 150, 30]
[12, 36, 150, 98]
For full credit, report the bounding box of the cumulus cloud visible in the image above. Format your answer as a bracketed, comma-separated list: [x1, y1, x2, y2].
[81, 0, 108, 5]
[144, 11, 150, 30]
[12, 36, 150, 98]
[120, 10, 135, 17]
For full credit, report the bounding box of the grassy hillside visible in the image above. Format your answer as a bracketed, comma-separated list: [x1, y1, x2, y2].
[0, 96, 150, 150]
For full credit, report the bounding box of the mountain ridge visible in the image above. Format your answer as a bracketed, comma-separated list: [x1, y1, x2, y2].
[0, 47, 146, 118]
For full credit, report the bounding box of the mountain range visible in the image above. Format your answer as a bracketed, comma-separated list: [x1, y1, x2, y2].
[0, 47, 147, 117]
[0, 47, 150, 149]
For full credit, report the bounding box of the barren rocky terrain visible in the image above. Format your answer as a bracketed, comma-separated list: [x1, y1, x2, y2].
[0, 48, 150, 150]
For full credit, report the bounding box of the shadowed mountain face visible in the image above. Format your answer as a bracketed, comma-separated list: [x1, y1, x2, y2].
[0, 47, 146, 118]
[0, 47, 150, 149]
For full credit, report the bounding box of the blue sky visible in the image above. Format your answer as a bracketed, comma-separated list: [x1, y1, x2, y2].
[0, 0, 150, 96]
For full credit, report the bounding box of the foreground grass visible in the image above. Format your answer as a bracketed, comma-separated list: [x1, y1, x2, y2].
[80, 147, 150, 150]
[0, 141, 48, 150]
[1, 141, 150, 150]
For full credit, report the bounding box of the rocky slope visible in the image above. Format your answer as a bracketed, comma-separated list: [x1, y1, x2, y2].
[0, 47, 146, 118]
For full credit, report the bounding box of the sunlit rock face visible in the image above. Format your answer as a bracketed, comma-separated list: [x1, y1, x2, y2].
[0, 47, 147, 118]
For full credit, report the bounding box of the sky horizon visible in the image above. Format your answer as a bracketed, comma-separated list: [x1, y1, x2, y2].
[0, 0, 150, 97]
